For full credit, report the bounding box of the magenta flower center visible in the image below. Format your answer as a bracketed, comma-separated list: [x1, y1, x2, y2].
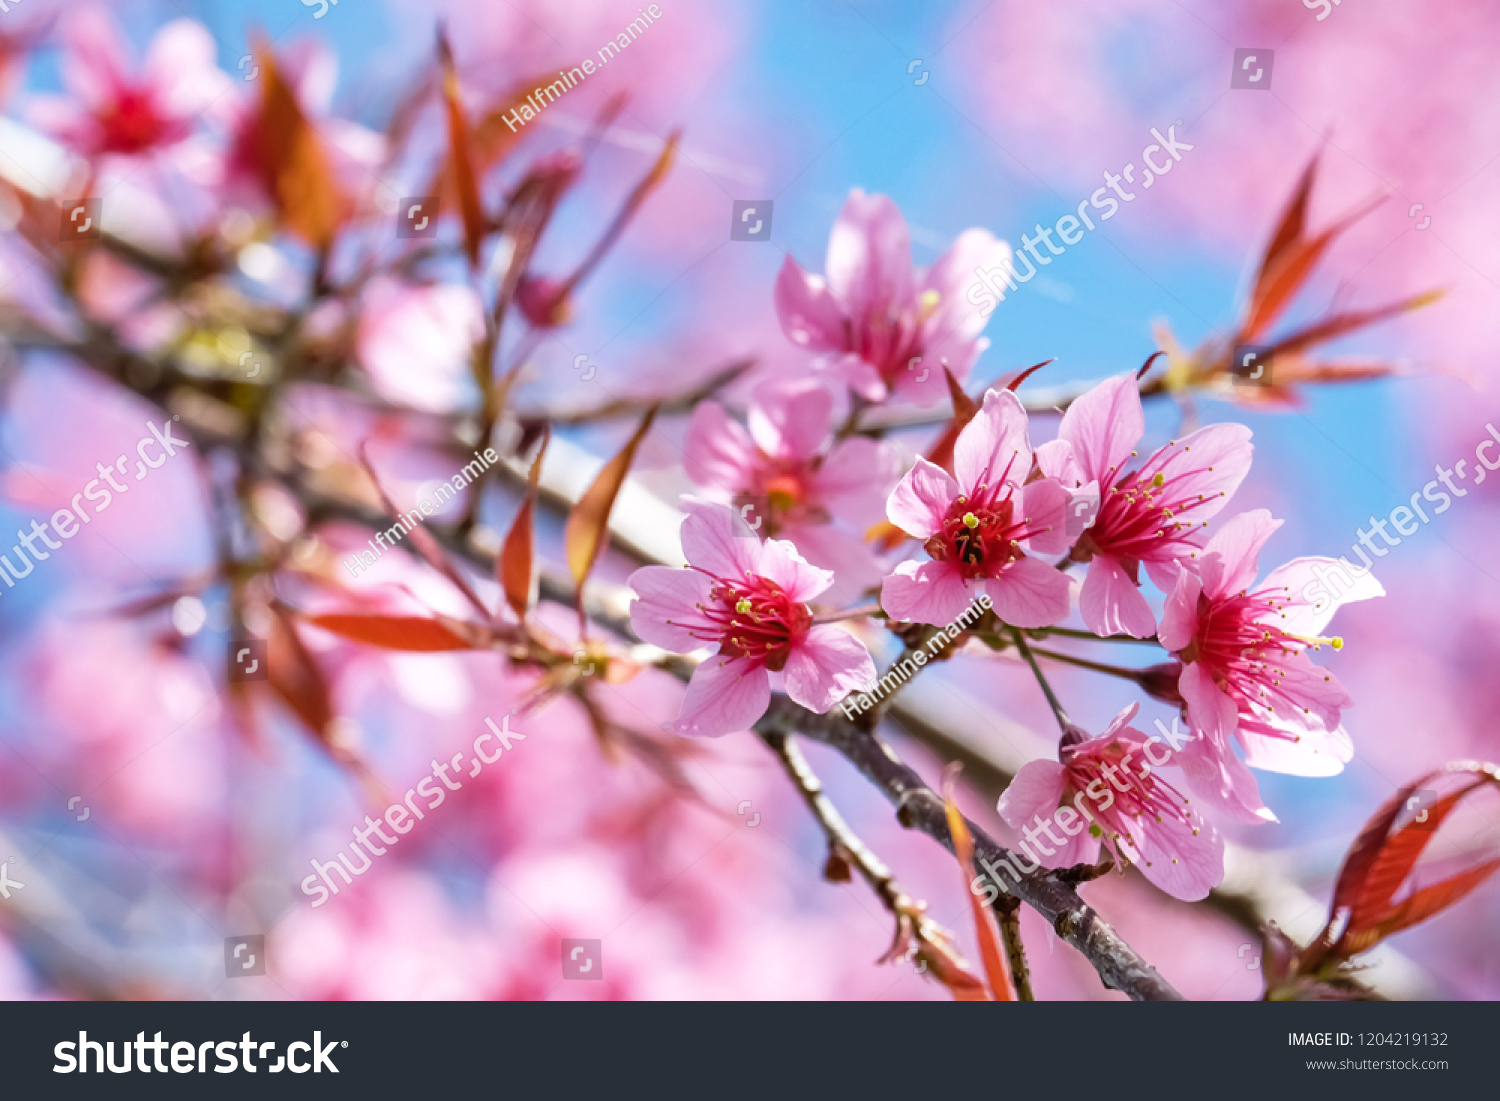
[689, 572, 811, 672]
[1080, 442, 1228, 561]
[924, 484, 1042, 581]
[846, 290, 940, 383]
[1184, 589, 1341, 715]
[98, 88, 173, 155]
[1063, 741, 1198, 853]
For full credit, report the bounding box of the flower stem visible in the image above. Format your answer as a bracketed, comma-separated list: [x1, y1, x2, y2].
[1028, 625, 1161, 645]
[1025, 644, 1148, 684]
[1009, 627, 1070, 729]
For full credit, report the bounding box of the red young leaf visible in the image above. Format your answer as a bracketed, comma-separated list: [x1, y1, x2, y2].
[1255, 153, 1319, 292]
[437, 31, 485, 268]
[941, 763, 1015, 1001]
[306, 613, 481, 652]
[564, 406, 657, 592]
[499, 428, 550, 621]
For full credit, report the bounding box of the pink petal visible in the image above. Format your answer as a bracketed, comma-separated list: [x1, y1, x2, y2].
[996, 759, 1068, 830]
[684, 402, 759, 493]
[1179, 660, 1240, 747]
[1057, 372, 1143, 486]
[1239, 717, 1353, 777]
[1197, 509, 1282, 599]
[1062, 479, 1102, 540]
[1139, 422, 1253, 523]
[1156, 567, 1202, 652]
[919, 228, 1011, 344]
[60, 7, 130, 109]
[880, 559, 977, 625]
[821, 351, 888, 403]
[1019, 477, 1070, 555]
[752, 536, 832, 605]
[954, 388, 1033, 492]
[985, 555, 1071, 628]
[668, 657, 770, 738]
[1176, 718, 1278, 824]
[1034, 438, 1082, 485]
[886, 457, 959, 538]
[783, 625, 876, 713]
[774, 256, 847, 352]
[1099, 701, 1142, 741]
[747, 378, 834, 462]
[1257, 555, 1384, 638]
[627, 566, 716, 653]
[779, 523, 885, 606]
[814, 436, 902, 528]
[1132, 808, 1225, 901]
[1080, 555, 1157, 638]
[824, 189, 914, 319]
[1244, 648, 1352, 731]
[679, 498, 761, 581]
[889, 339, 977, 407]
[143, 20, 227, 117]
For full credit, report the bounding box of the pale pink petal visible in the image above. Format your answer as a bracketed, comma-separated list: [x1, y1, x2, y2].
[60, 7, 130, 109]
[679, 498, 760, 580]
[1132, 809, 1225, 901]
[1257, 556, 1384, 638]
[1156, 567, 1202, 652]
[747, 378, 833, 462]
[996, 759, 1068, 830]
[1080, 555, 1157, 638]
[892, 331, 986, 406]
[783, 625, 876, 713]
[1034, 438, 1082, 485]
[824, 190, 913, 318]
[143, 20, 227, 117]
[1244, 648, 1352, 732]
[774, 256, 847, 352]
[1176, 720, 1278, 824]
[886, 457, 959, 538]
[684, 402, 759, 493]
[823, 351, 888, 402]
[751, 536, 832, 605]
[1143, 555, 1190, 594]
[880, 559, 977, 625]
[779, 523, 884, 605]
[668, 657, 770, 738]
[1019, 476, 1070, 555]
[1179, 660, 1241, 747]
[985, 555, 1071, 628]
[954, 388, 1033, 491]
[1196, 509, 1283, 599]
[627, 566, 716, 652]
[358, 278, 484, 414]
[1046, 819, 1101, 869]
[1062, 479, 1101, 539]
[1239, 717, 1354, 777]
[1056, 372, 1143, 486]
[814, 436, 902, 528]
[1099, 701, 1142, 741]
[919, 228, 1011, 344]
[1139, 422, 1253, 522]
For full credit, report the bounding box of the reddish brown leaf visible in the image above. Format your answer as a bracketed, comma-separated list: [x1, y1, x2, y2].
[1243, 196, 1383, 343]
[305, 613, 480, 652]
[1256, 153, 1319, 292]
[437, 33, 485, 268]
[267, 602, 335, 739]
[923, 366, 984, 478]
[247, 39, 346, 250]
[1004, 357, 1055, 392]
[1270, 290, 1444, 359]
[499, 428, 550, 621]
[941, 763, 1015, 1001]
[565, 407, 657, 590]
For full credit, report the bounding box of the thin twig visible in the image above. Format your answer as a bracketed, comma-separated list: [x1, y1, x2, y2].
[1010, 626, 1071, 730]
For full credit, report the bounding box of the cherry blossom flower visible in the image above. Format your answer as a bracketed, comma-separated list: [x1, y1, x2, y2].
[774, 189, 1010, 407]
[881, 389, 1070, 628]
[684, 378, 900, 602]
[1038, 371, 1253, 638]
[1157, 510, 1384, 816]
[996, 703, 1225, 901]
[628, 500, 875, 737]
[29, 8, 228, 160]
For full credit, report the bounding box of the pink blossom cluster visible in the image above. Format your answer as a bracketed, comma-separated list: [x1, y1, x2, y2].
[632, 190, 1385, 901]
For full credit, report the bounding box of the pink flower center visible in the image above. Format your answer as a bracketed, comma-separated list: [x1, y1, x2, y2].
[847, 289, 941, 383]
[688, 571, 811, 672]
[924, 483, 1043, 581]
[1063, 740, 1198, 856]
[97, 87, 173, 155]
[1079, 444, 1227, 562]
[1184, 589, 1341, 715]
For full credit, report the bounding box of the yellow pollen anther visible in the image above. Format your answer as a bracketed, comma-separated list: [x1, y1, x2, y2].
[963, 512, 979, 529]
[1152, 472, 1166, 487]
[736, 598, 753, 615]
